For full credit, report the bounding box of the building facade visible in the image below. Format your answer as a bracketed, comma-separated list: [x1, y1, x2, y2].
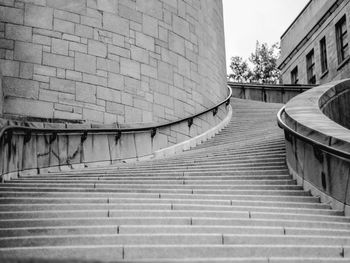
[278, 0, 350, 85]
[0, 0, 227, 125]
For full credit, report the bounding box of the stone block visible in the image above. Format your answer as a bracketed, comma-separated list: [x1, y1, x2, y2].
[5, 24, 32, 42]
[169, 32, 185, 55]
[50, 77, 75, 94]
[81, 15, 101, 28]
[154, 92, 174, 108]
[125, 76, 140, 94]
[135, 32, 154, 51]
[135, 132, 152, 157]
[19, 62, 34, 79]
[66, 70, 82, 81]
[103, 112, 116, 124]
[14, 42, 42, 64]
[136, 0, 162, 20]
[121, 92, 132, 106]
[4, 97, 53, 118]
[143, 14, 158, 37]
[106, 101, 124, 115]
[3, 77, 39, 99]
[82, 73, 107, 86]
[33, 34, 51, 45]
[0, 6, 23, 24]
[141, 64, 157, 79]
[76, 82, 96, 104]
[62, 33, 80, 42]
[46, 0, 86, 14]
[97, 58, 119, 73]
[69, 42, 87, 53]
[119, 3, 142, 23]
[173, 15, 190, 39]
[0, 39, 13, 49]
[54, 9, 80, 23]
[96, 0, 116, 12]
[88, 40, 107, 58]
[82, 108, 104, 123]
[125, 105, 142, 123]
[54, 18, 75, 34]
[120, 58, 140, 79]
[43, 53, 74, 70]
[108, 44, 130, 58]
[158, 61, 173, 84]
[52, 38, 69, 55]
[130, 45, 149, 64]
[97, 86, 121, 102]
[108, 72, 124, 89]
[34, 64, 56, 77]
[25, 4, 53, 30]
[103, 12, 129, 36]
[0, 59, 19, 77]
[75, 52, 96, 74]
[75, 24, 93, 39]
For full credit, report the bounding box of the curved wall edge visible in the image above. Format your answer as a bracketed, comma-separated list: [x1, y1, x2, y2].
[1, 102, 231, 181]
[282, 79, 350, 214]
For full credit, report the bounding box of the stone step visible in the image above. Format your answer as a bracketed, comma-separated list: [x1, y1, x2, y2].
[0, 209, 346, 222]
[0, 192, 316, 203]
[0, 197, 329, 209]
[7, 179, 297, 186]
[2, 234, 350, 248]
[0, 203, 337, 216]
[0, 245, 347, 261]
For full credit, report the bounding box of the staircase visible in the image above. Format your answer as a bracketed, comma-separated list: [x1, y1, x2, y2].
[1, 98, 350, 262]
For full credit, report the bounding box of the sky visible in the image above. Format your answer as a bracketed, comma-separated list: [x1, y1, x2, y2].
[223, 0, 310, 72]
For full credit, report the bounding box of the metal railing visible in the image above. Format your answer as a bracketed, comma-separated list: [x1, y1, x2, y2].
[0, 86, 232, 142]
[277, 106, 350, 161]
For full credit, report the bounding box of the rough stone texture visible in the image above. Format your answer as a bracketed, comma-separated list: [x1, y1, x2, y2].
[0, 0, 226, 132]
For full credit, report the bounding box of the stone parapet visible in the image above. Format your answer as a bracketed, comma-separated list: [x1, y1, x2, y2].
[280, 79, 350, 214]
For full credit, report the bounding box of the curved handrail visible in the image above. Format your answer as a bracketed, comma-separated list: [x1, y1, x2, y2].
[277, 106, 350, 160]
[0, 86, 232, 140]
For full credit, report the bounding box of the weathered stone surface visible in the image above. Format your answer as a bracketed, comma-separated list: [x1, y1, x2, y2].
[4, 97, 53, 118]
[46, 0, 86, 14]
[0, 59, 19, 77]
[88, 40, 107, 58]
[97, 86, 121, 102]
[75, 52, 96, 74]
[14, 42, 42, 64]
[5, 24, 32, 42]
[135, 32, 154, 51]
[0, 6, 23, 24]
[52, 39, 69, 55]
[24, 4, 53, 29]
[54, 18, 75, 34]
[76, 82, 96, 103]
[50, 78, 75, 94]
[103, 12, 129, 36]
[3, 77, 39, 99]
[43, 53, 74, 70]
[120, 58, 140, 79]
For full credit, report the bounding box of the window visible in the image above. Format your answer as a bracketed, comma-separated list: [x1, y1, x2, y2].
[336, 15, 349, 64]
[306, 49, 316, 84]
[320, 37, 328, 73]
[291, 66, 298, 84]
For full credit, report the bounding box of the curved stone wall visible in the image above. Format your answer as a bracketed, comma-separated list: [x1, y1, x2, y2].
[0, 0, 226, 125]
[282, 79, 350, 214]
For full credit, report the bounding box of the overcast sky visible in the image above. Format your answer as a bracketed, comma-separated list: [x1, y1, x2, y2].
[223, 0, 310, 73]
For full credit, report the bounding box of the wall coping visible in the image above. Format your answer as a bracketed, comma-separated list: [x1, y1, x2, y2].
[284, 79, 350, 152]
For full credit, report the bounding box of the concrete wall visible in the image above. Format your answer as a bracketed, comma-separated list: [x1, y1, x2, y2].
[279, 0, 350, 85]
[283, 79, 350, 214]
[0, 0, 227, 125]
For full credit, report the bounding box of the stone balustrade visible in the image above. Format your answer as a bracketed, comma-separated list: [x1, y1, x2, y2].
[228, 82, 314, 104]
[280, 79, 350, 214]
